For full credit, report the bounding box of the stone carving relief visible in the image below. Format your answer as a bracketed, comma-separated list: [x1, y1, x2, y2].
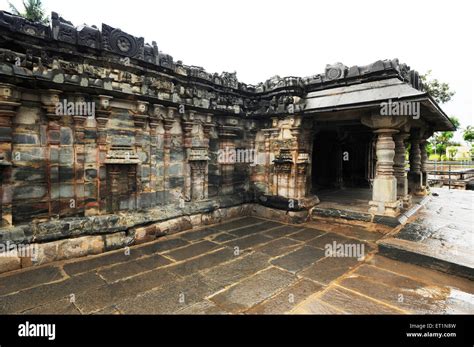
[102, 24, 144, 59]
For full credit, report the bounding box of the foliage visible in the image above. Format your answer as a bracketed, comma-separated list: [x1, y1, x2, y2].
[8, 0, 49, 24]
[420, 70, 455, 104]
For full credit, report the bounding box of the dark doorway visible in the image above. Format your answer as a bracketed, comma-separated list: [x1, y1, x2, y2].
[312, 128, 374, 193]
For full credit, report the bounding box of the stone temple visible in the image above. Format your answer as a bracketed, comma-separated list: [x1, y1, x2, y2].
[0, 11, 455, 269]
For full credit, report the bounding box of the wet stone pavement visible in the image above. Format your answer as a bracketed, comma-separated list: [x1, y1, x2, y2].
[0, 216, 473, 314]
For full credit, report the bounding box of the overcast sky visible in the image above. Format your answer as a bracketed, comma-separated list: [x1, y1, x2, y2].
[2, 0, 473, 141]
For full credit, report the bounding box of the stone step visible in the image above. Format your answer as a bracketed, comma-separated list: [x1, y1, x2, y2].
[378, 237, 474, 280]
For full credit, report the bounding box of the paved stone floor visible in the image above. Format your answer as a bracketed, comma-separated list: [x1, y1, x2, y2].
[0, 216, 473, 314]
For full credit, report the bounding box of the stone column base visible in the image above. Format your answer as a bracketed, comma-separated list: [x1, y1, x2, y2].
[369, 199, 400, 217]
[400, 194, 412, 208]
[369, 176, 400, 217]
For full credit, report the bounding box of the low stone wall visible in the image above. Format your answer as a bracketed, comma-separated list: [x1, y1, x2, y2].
[0, 196, 252, 273]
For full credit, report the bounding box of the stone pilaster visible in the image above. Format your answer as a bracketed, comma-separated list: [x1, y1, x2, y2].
[162, 107, 176, 204]
[41, 90, 62, 219]
[408, 129, 424, 196]
[181, 111, 195, 201]
[394, 132, 411, 208]
[0, 84, 21, 226]
[149, 105, 161, 196]
[134, 101, 149, 195]
[95, 95, 113, 214]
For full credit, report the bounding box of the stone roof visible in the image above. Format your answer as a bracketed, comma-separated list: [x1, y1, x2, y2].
[0, 10, 423, 94]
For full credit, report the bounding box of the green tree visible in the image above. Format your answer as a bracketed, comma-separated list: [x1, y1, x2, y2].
[421, 70, 455, 104]
[428, 116, 460, 158]
[8, 0, 49, 24]
[463, 125, 474, 144]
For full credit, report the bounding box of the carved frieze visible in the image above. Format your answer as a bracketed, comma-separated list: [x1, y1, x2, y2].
[102, 24, 144, 59]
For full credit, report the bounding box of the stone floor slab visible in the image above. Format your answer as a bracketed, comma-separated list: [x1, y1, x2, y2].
[209, 267, 296, 312]
[270, 246, 326, 273]
[246, 278, 323, 314]
[164, 240, 219, 261]
[202, 251, 272, 287]
[0, 265, 64, 296]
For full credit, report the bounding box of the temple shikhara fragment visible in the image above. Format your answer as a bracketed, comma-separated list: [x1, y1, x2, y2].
[0, 11, 455, 269]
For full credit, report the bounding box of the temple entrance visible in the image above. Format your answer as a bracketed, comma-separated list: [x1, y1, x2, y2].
[311, 126, 375, 194]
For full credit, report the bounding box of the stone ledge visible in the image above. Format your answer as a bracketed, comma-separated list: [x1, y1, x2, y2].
[312, 207, 401, 227]
[378, 238, 474, 280]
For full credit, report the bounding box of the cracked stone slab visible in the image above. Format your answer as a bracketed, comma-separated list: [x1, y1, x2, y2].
[164, 240, 220, 261]
[167, 248, 235, 278]
[0, 265, 64, 296]
[270, 246, 326, 273]
[262, 225, 305, 239]
[209, 267, 296, 312]
[246, 278, 323, 314]
[254, 237, 302, 257]
[74, 268, 178, 313]
[98, 253, 172, 283]
[299, 256, 362, 285]
[0, 272, 105, 313]
[287, 228, 326, 242]
[117, 273, 222, 314]
[177, 300, 228, 314]
[179, 227, 222, 242]
[223, 233, 273, 251]
[227, 220, 283, 238]
[202, 252, 272, 287]
[306, 232, 355, 250]
[22, 298, 81, 315]
[318, 286, 404, 314]
[209, 217, 266, 232]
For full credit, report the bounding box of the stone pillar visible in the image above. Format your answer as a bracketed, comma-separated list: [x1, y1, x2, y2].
[202, 115, 214, 200]
[408, 129, 424, 196]
[0, 84, 21, 226]
[420, 138, 429, 192]
[394, 132, 411, 208]
[181, 111, 195, 201]
[148, 105, 161, 198]
[41, 90, 62, 219]
[95, 95, 113, 214]
[133, 101, 149, 199]
[162, 107, 176, 204]
[71, 94, 88, 217]
[262, 129, 273, 195]
[369, 129, 400, 216]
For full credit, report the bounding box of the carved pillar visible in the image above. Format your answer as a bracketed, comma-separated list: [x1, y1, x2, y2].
[41, 90, 62, 219]
[202, 114, 214, 200]
[262, 129, 273, 195]
[369, 129, 399, 216]
[394, 131, 411, 208]
[420, 131, 431, 193]
[134, 101, 149, 197]
[181, 111, 195, 201]
[149, 105, 161, 197]
[163, 107, 176, 204]
[0, 84, 21, 226]
[361, 114, 407, 216]
[408, 129, 424, 196]
[95, 95, 113, 214]
[71, 94, 88, 217]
